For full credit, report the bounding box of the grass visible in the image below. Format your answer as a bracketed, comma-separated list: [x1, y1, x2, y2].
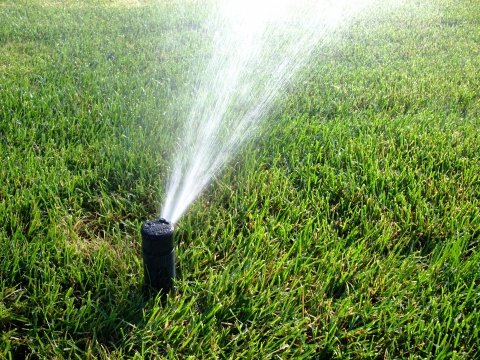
[1, 0, 479, 358]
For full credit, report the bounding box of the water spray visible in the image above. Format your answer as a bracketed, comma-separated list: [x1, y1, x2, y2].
[161, 0, 376, 223]
[141, 218, 175, 294]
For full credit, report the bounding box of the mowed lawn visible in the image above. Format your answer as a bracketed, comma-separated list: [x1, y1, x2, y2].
[1, 0, 479, 358]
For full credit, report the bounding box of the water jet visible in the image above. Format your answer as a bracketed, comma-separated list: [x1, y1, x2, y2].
[161, 0, 375, 225]
[141, 218, 175, 294]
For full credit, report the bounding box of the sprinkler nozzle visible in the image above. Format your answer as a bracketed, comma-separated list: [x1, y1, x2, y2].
[141, 218, 175, 294]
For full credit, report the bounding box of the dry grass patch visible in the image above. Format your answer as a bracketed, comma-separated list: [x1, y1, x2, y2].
[0, 42, 36, 75]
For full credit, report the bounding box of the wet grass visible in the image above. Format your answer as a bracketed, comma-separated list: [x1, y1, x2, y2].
[1, 0, 479, 358]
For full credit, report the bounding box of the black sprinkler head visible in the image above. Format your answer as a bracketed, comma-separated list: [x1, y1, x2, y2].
[141, 218, 175, 294]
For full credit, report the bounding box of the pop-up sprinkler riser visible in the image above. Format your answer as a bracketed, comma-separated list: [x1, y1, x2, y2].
[141, 218, 175, 294]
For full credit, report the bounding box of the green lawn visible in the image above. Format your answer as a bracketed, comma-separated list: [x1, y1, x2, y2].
[1, 0, 479, 358]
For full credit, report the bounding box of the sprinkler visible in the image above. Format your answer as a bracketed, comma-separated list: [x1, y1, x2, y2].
[141, 218, 175, 294]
